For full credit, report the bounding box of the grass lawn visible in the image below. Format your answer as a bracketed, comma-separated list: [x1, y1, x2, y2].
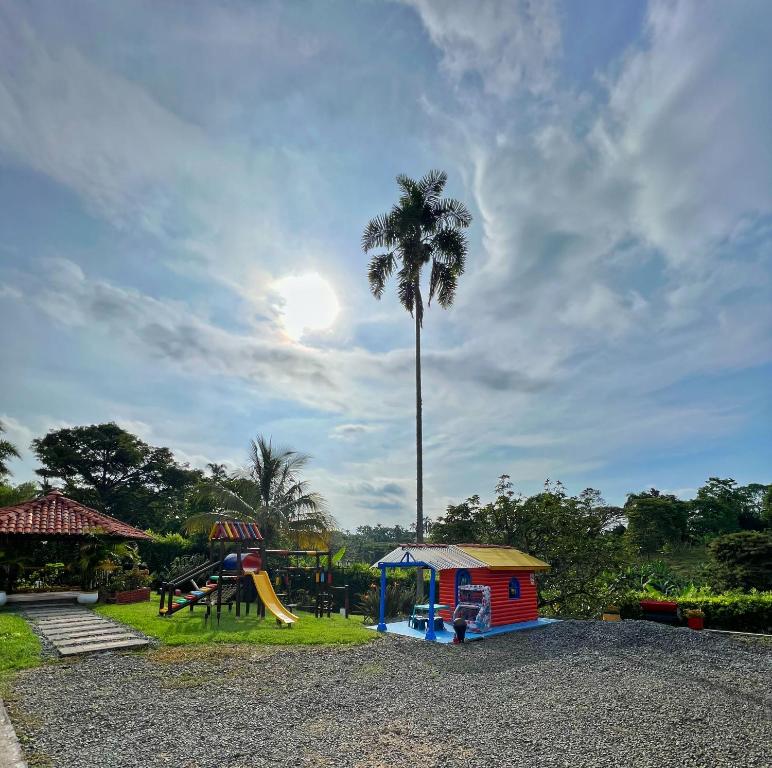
[0, 612, 41, 684]
[97, 600, 376, 647]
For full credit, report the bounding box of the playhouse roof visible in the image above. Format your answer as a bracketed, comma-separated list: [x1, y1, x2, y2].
[373, 543, 549, 572]
[0, 489, 152, 540]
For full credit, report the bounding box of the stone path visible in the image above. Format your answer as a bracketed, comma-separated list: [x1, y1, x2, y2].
[22, 605, 149, 656]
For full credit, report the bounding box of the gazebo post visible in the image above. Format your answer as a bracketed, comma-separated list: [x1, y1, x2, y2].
[425, 567, 437, 642]
[377, 564, 387, 631]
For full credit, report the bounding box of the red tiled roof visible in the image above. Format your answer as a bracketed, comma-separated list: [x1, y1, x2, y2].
[0, 490, 151, 540]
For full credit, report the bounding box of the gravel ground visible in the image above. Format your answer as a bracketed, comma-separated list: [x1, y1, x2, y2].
[8, 620, 771, 768]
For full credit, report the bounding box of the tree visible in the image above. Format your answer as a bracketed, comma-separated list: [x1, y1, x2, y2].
[736, 483, 771, 530]
[0, 422, 20, 480]
[430, 496, 484, 544]
[0, 481, 38, 507]
[32, 422, 202, 530]
[690, 477, 745, 538]
[763, 486, 772, 528]
[707, 531, 772, 592]
[184, 435, 334, 547]
[432, 476, 630, 616]
[362, 169, 472, 578]
[624, 489, 690, 553]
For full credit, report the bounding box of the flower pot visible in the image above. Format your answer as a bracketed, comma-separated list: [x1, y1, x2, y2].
[0, 591, 6, 608]
[113, 587, 151, 605]
[77, 591, 99, 605]
[686, 615, 704, 630]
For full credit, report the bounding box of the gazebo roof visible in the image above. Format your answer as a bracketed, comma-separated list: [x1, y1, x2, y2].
[0, 489, 151, 540]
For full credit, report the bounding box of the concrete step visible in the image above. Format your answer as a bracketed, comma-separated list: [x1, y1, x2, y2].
[26, 611, 90, 620]
[44, 626, 128, 641]
[37, 617, 105, 626]
[41, 627, 113, 640]
[51, 631, 139, 647]
[56, 638, 149, 656]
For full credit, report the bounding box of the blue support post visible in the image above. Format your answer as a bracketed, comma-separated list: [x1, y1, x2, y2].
[425, 567, 437, 641]
[377, 564, 387, 631]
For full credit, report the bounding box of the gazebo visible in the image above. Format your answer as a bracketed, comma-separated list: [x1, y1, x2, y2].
[0, 489, 151, 600]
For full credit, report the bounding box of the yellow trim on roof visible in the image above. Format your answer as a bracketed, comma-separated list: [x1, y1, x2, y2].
[457, 546, 550, 571]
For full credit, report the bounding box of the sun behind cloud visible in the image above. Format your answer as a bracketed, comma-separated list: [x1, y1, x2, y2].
[273, 272, 340, 340]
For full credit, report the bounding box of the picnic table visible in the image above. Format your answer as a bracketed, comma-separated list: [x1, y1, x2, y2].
[409, 603, 450, 631]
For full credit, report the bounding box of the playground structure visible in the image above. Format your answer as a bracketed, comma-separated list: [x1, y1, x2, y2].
[373, 543, 551, 642]
[158, 520, 348, 625]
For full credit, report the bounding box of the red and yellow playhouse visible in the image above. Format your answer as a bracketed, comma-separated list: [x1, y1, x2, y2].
[375, 543, 550, 639]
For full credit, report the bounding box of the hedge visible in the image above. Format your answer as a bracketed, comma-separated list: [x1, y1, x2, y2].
[336, 562, 422, 603]
[138, 532, 208, 576]
[619, 590, 772, 633]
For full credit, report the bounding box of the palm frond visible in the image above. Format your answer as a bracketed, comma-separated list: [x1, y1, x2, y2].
[361, 213, 397, 252]
[397, 273, 416, 317]
[368, 253, 396, 298]
[434, 197, 473, 228]
[418, 169, 447, 201]
[428, 260, 458, 308]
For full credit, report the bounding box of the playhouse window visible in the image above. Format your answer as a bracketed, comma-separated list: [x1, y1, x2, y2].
[455, 569, 471, 602]
[508, 577, 521, 599]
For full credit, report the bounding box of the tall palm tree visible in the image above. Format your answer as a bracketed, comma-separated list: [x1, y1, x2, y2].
[184, 435, 334, 548]
[0, 422, 20, 480]
[362, 170, 471, 553]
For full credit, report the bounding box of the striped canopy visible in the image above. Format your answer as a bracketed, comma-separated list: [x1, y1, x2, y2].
[208, 520, 263, 541]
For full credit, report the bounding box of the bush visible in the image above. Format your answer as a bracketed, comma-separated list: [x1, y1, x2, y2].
[158, 553, 209, 585]
[139, 531, 207, 576]
[618, 589, 772, 632]
[337, 562, 416, 603]
[356, 581, 416, 623]
[707, 531, 772, 592]
[677, 592, 772, 633]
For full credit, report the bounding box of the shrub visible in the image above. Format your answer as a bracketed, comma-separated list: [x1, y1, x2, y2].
[618, 589, 772, 632]
[707, 531, 772, 592]
[337, 562, 415, 603]
[158, 553, 209, 585]
[356, 581, 416, 623]
[104, 567, 152, 594]
[677, 592, 772, 633]
[139, 531, 207, 575]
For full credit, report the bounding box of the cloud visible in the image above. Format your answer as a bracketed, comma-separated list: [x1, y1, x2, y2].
[329, 423, 381, 441]
[402, 0, 561, 98]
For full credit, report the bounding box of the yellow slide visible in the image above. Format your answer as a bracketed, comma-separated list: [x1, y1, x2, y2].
[250, 571, 299, 625]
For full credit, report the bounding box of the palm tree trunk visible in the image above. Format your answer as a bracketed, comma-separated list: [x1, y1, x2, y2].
[415, 303, 424, 544]
[415, 287, 424, 600]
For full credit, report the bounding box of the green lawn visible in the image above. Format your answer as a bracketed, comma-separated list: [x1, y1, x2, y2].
[0, 612, 41, 683]
[96, 600, 376, 647]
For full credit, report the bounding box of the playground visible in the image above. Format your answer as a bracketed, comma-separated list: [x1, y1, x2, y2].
[7, 619, 770, 768]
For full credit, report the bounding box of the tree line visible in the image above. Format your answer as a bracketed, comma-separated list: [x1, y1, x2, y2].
[0, 421, 333, 548]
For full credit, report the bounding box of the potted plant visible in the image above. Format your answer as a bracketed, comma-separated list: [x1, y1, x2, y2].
[106, 567, 152, 604]
[77, 534, 137, 605]
[602, 604, 621, 622]
[684, 608, 705, 630]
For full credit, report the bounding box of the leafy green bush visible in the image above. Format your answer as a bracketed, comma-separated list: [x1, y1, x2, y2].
[356, 581, 416, 623]
[618, 589, 772, 632]
[139, 531, 207, 575]
[337, 562, 415, 603]
[158, 553, 209, 585]
[677, 592, 772, 633]
[707, 531, 772, 592]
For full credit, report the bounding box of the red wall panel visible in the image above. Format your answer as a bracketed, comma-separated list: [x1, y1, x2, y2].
[438, 567, 538, 626]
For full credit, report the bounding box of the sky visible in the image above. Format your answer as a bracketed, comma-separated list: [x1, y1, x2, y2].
[0, 0, 770, 530]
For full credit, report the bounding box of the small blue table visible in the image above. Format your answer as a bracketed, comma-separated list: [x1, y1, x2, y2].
[409, 603, 449, 631]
